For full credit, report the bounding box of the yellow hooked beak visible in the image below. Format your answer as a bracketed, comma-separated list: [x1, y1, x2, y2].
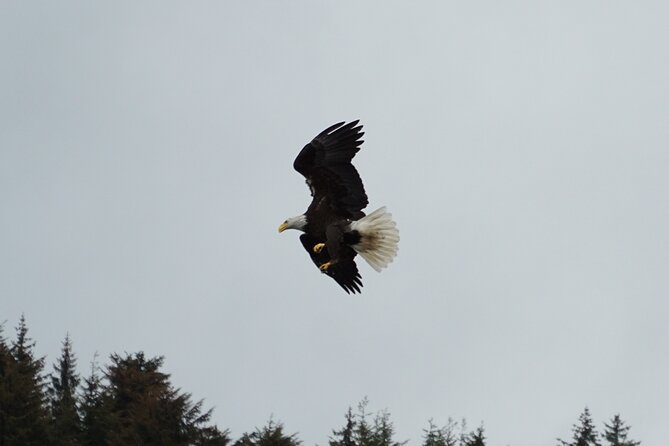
[278, 222, 288, 233]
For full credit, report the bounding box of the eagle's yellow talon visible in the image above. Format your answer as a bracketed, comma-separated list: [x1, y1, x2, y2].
[319, 261, 332, 272]
[313, 243, 326, 254]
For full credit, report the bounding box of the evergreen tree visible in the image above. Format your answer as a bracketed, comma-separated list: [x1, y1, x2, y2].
[102, 352, 227, 446]
[463, 426, 485, 446]
[353, 398, 374, 446]
[1, 315, 51, 445]
[192, 425, 231, 446]
[330, 407, 355, 446]
[331, 399, 404, 446]
[79, 355, 107, 446]
[49, 334, 81, 445]
[422, 418, 458, 446]
[233, 417, 300, 446]
[558, 407, 601, 446]
[457, 419, 470, 446]
[0, 323, 13, 446]
[370, 409, 405, 446]
[602, 415, 640, 446]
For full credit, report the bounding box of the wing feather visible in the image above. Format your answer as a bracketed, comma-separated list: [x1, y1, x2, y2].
[293, 121, 368, 217]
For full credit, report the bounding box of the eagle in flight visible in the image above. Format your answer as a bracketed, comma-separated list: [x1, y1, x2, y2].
[278, 121, 399, 293]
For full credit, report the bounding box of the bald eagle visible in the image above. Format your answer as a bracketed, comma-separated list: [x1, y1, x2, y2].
[278, 121, 399, 293]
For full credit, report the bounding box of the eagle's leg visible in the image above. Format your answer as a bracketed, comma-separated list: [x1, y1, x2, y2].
[313, 243, 326, 254]
[319, 261, 333, 272]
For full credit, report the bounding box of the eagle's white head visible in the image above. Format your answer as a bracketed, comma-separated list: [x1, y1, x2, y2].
[278, 214, 307, 233]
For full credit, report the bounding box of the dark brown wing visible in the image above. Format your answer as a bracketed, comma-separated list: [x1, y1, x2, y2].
[299, 234, 363, 294]
[326, 257, 363, 294]
[293, 121, 368, 219]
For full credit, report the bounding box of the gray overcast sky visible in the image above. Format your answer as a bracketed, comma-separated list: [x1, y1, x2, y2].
[1, 1, 668, 445]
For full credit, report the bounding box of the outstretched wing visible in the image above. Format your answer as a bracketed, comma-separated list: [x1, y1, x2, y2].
[299, 234, 363, 294]
[293, 121, 368, 218]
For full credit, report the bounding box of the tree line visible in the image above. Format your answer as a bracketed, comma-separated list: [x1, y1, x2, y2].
[0, 315, 641, 446]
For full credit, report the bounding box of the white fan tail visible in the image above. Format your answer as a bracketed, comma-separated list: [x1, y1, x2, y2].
[349, 207, 400, 272]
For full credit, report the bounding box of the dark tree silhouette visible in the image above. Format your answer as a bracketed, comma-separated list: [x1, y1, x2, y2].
[353, 399, 374, 446]
[0, 315, 50, 445]
[422, 418, 458, 446]
[330, 407, 355, 446]
[558, 407, 601, 446]
[0, 324, 12, 445]
[330, 399, 405, 446]
[79, 355, 106, 446]
[370, 409, 404, 446]
[603, 415, 640, 446]
[49, 334, 81, 445]
[234, 418, 300, 446]
[463, 426, 485, 446]
[103, 352, 228, 446]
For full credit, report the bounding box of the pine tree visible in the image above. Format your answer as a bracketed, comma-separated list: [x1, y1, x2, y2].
[1, 315, 51, 445]
[457, 419, 470, 446]
[463, 426, 485, 446]
[602, 415, 640, 446]
[330, 407, 356, 446]
[49, 334, 81, 445]
[233, 417, 300, 446]
[353, 398, 374, 446]
[103, 352, 227, 446]
[370, 409, 405, 446]
[0, 323, 13, 446]
[331, 399, 404, 446]
[558, 407, 601, 446]
[193, 425, 231, 446]
[79, 355, 107, 446]
[422, 418, 458, 446]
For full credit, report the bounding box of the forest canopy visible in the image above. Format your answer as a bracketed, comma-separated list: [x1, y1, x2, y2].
[0, 315, 640, 446]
